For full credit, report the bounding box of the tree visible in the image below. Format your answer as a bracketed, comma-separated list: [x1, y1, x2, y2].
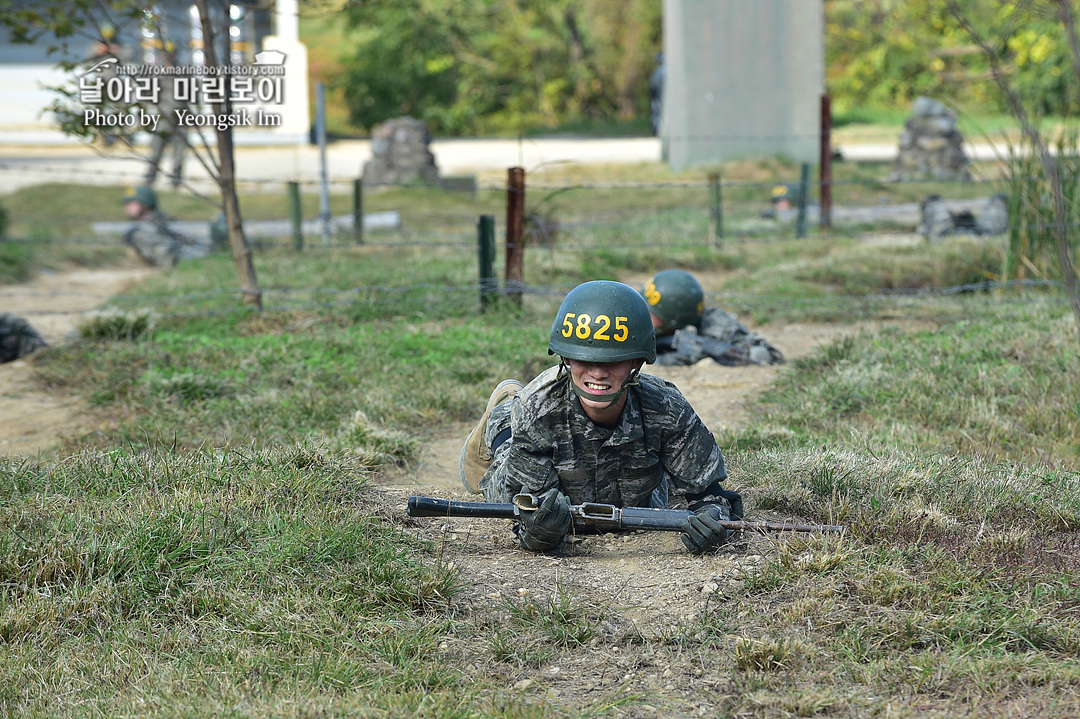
[825, 0, 1080, 117]
[336, 0, 657, 135]
[0, 0, 262, 309]
[191, 0, 261, 309]
[945, 0, 1080, 341]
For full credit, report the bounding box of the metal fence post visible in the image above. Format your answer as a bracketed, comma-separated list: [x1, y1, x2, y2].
[796, 162, 810, 239]
[288, 181, 303, 251]
[478, 214, 496, 311]
[315, 81, 331, 246]
[709, 172, 723, 246]
[353, 178, 364, 245]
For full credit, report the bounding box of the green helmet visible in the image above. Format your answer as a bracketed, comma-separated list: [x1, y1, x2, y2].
[549, 280, 656, 364]
[123, 185, 157, 210]
[641, 269, 704, 333]
[771, 183, 803, 205]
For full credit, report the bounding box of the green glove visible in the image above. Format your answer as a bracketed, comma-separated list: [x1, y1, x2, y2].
[680, 506, 730, 554]
[518, 489, 571, 552]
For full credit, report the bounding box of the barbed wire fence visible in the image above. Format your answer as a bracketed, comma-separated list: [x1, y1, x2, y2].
[0, 158, 1044, 253]
[1, 157, 1073, 331]
[6, 281, 1069, 335]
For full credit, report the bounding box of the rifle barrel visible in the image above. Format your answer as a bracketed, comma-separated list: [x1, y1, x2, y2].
[723, 520, 845, 534]
[407, 496, 518, 520]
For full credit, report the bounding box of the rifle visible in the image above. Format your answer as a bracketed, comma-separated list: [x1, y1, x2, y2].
[407, 494, 845, 535]
[655, 333, 677, 352]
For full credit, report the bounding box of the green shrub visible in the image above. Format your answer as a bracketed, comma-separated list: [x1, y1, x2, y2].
[0, 240, 33, 283]
[78, 309, 156, 341]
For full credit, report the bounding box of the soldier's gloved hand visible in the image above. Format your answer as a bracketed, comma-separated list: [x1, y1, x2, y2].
[680, 506, 730, 554]
[717, 487, 744, 521]
[518, 489, 571, 552]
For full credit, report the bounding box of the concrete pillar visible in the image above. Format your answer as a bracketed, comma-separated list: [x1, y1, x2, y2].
[259, 0, 309, 143]
[661, 0, 824, 170]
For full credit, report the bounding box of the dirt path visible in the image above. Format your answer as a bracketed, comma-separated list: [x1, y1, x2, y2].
[0, 266, 157, 455]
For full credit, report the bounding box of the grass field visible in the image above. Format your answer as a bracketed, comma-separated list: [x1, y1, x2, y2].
[2, 156, 1079, 717]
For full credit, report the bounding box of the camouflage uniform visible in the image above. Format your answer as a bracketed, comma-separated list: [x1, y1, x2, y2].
[124, 210, 210, 267]
[0, 314, 48, 363]
[655, 307, 785, 367]
[479, 365, 730, 515]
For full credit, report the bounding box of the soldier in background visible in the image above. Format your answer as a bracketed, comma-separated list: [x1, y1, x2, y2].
[122, 185, 210, 267]
[0, 314, 48, 363]
[144, 40, 189, 188]
[458, 280, 742, 555]
[642, 269, 784, 367]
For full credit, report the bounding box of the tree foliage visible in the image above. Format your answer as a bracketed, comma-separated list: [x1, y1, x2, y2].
[826, 0, 1080, 118]
[332, 0, 1080, 135]
[337, 0, 659, 135]
[945, 0, 1080, 341]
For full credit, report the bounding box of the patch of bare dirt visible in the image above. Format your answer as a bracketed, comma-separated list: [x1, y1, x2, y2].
[0, 266, 157, 455]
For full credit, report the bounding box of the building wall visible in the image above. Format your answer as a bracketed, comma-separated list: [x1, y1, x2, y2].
[661, 0, 824, 170]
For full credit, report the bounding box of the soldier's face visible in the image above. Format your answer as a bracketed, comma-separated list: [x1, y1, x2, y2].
[125, 200, 146, 219]
[565, 358, 641, 410]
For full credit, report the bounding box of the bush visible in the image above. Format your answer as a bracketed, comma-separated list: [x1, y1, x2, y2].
[77, 309, 157, 341]
[0, 241, 33, 284]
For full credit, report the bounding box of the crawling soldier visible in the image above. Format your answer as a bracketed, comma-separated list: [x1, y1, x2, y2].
[459, 280, 743, 554]
[642, 269, 784, 367]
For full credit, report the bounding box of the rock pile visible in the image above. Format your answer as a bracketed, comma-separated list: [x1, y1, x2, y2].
[919, 194, 1009, 241]
[891, 96, 971, 182]
[362, 116, 440, 186]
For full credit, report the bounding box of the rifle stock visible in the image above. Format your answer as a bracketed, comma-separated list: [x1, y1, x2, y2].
[406, 495, 844, 534]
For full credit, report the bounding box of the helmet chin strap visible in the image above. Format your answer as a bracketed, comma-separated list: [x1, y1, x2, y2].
[562, 362, 642, 408]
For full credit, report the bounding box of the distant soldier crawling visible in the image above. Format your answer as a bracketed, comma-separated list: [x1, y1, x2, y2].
[642, 269, 784, 367]
[459, 280, 743, 554]
[0, 313, 48, 363]
[122, 186, 210, 268]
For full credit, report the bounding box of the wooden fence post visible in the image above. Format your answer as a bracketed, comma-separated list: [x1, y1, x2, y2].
[505, 167, 525, 307]
[820, 94, 833, 232]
